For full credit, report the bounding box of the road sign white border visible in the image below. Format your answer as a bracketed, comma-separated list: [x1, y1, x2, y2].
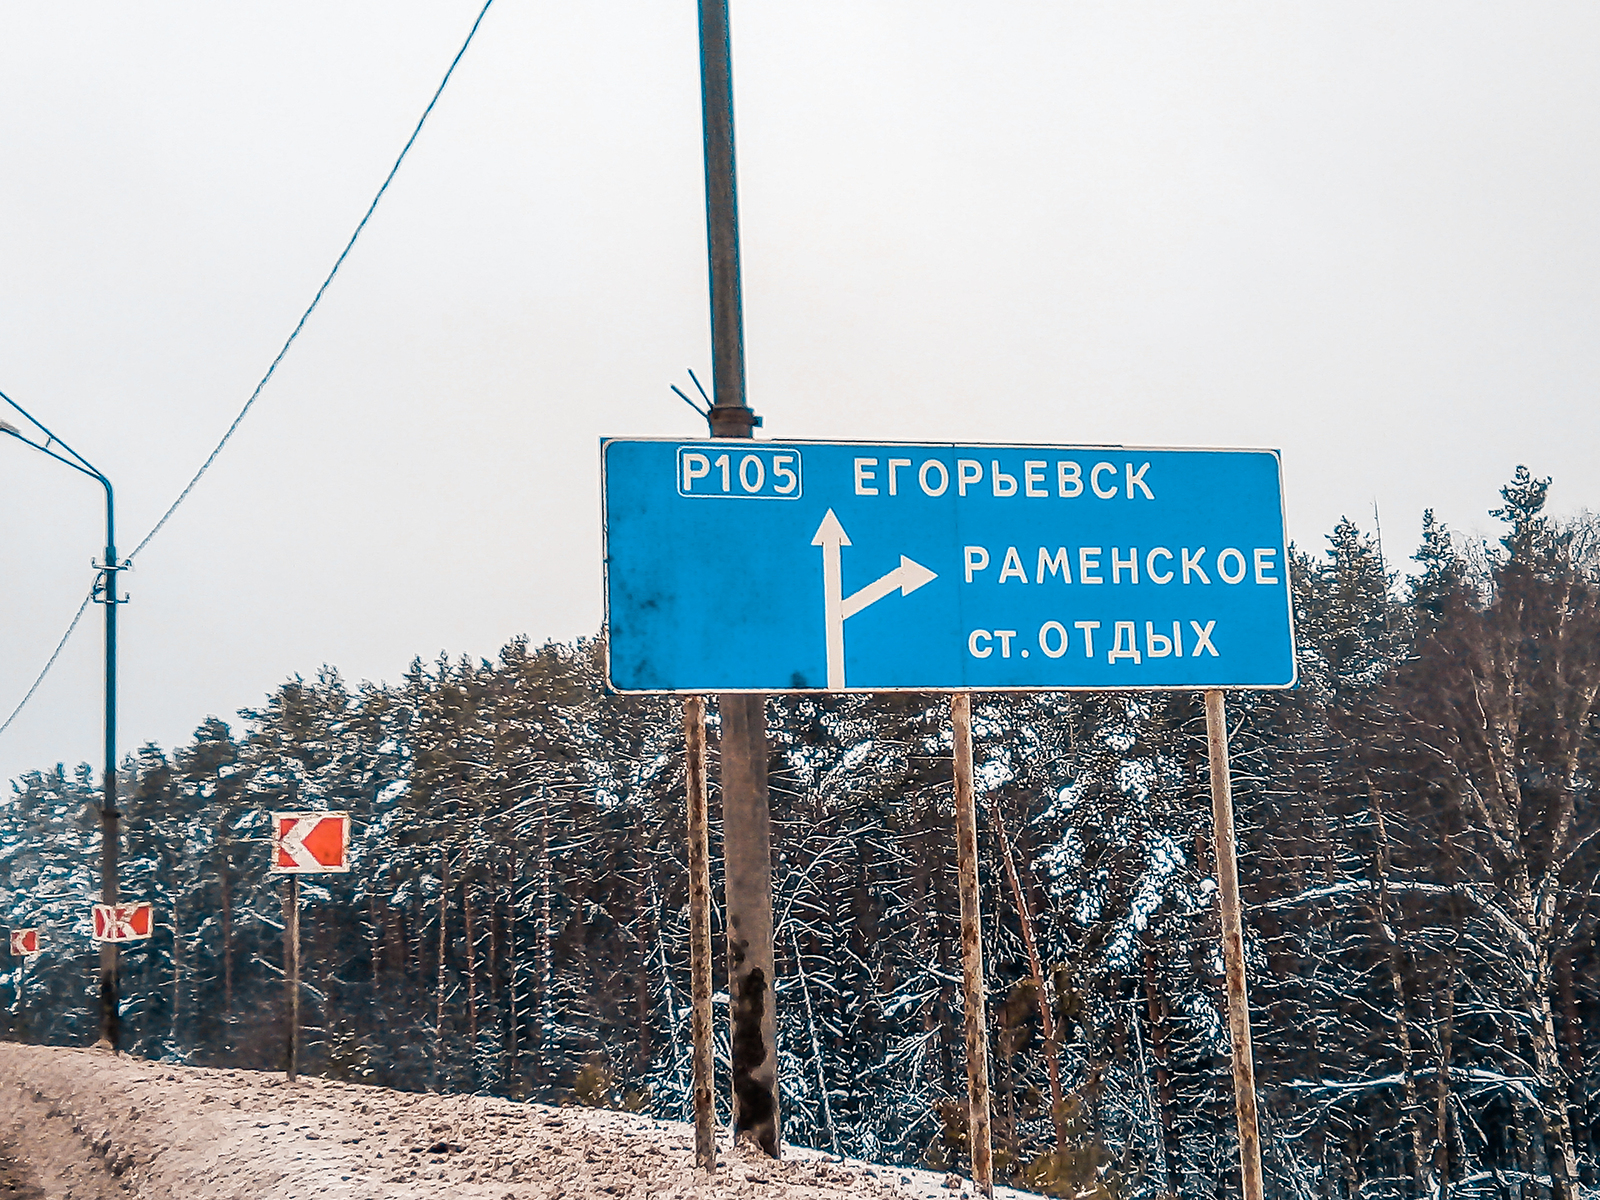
[268, 810, 353, 875]
[91, 901, 153, 943]
[600, 437, 1299, 695]
[9, 929, 40, 957]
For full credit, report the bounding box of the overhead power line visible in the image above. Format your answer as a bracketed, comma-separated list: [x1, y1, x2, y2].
[0, 589, 93, 741]
[0, 0, 496, 744]
[128, 0, 497, 565]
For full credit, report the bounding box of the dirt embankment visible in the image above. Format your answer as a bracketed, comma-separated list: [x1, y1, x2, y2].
[0, 1043, 1018, 1200]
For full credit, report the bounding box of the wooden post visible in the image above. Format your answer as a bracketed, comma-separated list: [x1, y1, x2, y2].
[286, 874, 300, 1083]
[951, 693, 993, 1198]
[684, 696, 717, 1171]
[1204, 689, 1264, 1200]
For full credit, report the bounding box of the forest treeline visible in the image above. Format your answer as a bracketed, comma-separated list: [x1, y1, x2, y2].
[2, 467, 1598, 1200]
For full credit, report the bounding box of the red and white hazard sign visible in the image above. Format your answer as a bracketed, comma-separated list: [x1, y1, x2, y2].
[9, 929, 39, 956]
[92, 902, 153, 942]
[271, 811, 351, 874]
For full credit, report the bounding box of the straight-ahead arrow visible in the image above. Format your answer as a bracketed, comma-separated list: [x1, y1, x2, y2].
[812, 510, 851, 690]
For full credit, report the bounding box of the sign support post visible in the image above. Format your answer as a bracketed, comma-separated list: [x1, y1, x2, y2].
[683, 696, 717, 1170]
[286, 874, 301, 1083]
[1204, 689, 1264, 1199]
[269, 811, 350, 1084]
[950, 694, 994, 1198]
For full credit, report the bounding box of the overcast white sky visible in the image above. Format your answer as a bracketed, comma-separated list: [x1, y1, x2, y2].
[4, 1, 1599, 785]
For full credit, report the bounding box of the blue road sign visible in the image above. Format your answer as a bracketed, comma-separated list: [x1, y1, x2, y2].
[603, 440, 1296, 693]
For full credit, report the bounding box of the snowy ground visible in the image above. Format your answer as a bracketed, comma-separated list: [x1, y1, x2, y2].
[0, 1044, 1038, 1200]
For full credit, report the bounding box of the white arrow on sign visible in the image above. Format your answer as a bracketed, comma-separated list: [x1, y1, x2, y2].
[812, 509, 937, 691]
[271, 812, 351, 874]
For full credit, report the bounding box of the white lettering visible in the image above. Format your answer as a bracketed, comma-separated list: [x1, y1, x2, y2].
[968, 629, 993, 658]
[1182, 547, 1210, 585]
[1190, 620, 1218, 657]
[920, 459, 950, 496]
[1074, 620, 1100, 658]
[887, 458, 912, 496]
[1218, 548, 1247, 585]
[995, 630, 1018, 658]
[991, 461, 1018, 497]
[715, 453, 731, 491]
[1254, 547, 1279, 584]
[1024, 461, 1048, 497]
[1145, 622, 1174, 658]
[957, 459, 983, 496]
[1039, 621, 1069, 658]
[1112, 547, 1138, 585]
[1146, 547, 1174, 584]
[1108, 622, 1142, 663]
[964, 546, 990, 583]
[1079, 547, 1103, 584]
[1091, 462, 1119, 499]
[682, 452, 710, 491]
[998, 547, 1028, 583]
[739, 454, 764, 493]
[772, 454, 798, 494]
[1126, 461, 1154, 500]
[1057, 461, 1083, 497]
[854, 458, 879, 495]
[1037, 547, 1071, 584]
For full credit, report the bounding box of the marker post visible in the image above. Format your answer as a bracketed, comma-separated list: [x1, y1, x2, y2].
[286, 874, 301, 1083]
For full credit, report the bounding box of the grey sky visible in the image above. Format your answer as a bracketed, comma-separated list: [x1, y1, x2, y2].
[4, 1, 1599, 785]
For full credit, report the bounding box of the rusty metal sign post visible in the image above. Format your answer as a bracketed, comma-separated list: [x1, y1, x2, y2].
[950, 694, 995, 1197]
[1205, 689, 1265, 1198]
[683, 697, 717, 1169]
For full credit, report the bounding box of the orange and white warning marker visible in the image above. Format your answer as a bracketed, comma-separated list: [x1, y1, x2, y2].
[9, 929, 39, 956]
[92, 902, 153, 942]
[270, 812, 351, 874]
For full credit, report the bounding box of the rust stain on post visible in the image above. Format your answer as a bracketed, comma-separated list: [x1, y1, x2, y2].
[951, 693, 993, 1198]
[1205, 689, 1264, 1200]
[684, 696, 717, 1171]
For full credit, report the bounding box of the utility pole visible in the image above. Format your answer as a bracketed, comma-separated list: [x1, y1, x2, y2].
[97, 508, 121, 1052]
[695, 0, 779, 1157]
[1, 401, 122, 1052]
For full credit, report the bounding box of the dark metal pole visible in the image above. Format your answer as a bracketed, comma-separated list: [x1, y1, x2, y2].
[697, 0, 759, 443]
[696, 0, 779, 1158]
[97, 479, 121, 1052]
